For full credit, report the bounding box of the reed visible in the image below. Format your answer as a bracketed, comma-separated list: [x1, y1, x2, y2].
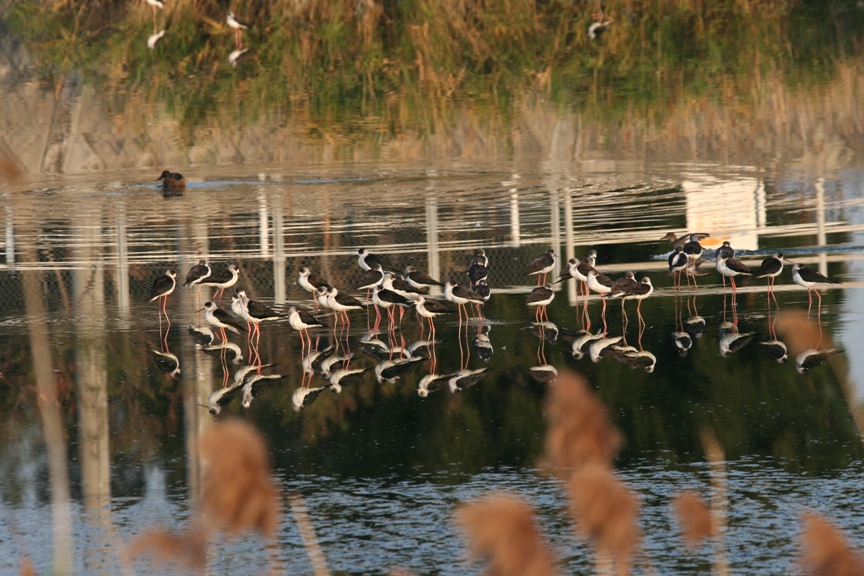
[6, 0, 858, 138]
[800, 512, 864, 576]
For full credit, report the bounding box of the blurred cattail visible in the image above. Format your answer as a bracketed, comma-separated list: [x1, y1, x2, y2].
[673, 491, 714, 549]
[456, 493, 558, 576]
[776, 310, 827, 355]
[199, 419, 280, 537]
[544, 370, 623, 476]
[568, 465, 640, 573]
[800, 512, 864, 576]
[128, 526, 207, 569]
[20, 557, 36, 576]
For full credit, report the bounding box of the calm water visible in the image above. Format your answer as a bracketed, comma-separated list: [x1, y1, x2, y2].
[0, 163, 863, 575]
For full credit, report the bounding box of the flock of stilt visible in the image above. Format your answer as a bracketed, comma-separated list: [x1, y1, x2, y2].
[144, 0, 250, 65]
[144, 231, 845, 415]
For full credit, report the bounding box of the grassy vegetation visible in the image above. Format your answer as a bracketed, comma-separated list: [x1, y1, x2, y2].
[4, 0, 863, 140]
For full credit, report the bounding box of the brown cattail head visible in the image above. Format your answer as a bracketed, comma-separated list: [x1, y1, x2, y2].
[544, 370, 623, 476]
[568, 465, 641, 571]
[800, 512, 864, 576]
[199, 419, 280, 537]
[673, 491, 714, 549]
[456, 493, 558, 576]
[20, 557, 36, 576]
[776, 311, 829, 355]
[128, 526, 207, 569]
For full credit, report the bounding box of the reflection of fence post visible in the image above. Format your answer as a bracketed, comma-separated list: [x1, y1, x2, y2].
[815, 178, 828, 276]
[564, 189, 576, 304]
[115, 201, 130, 322]
[72, 204, 113, 571]
[259, 187, 270, 258]
[5, 206, 14, 270]
[549, 187, 561, 282]
[19, 229, 73, 575]
[273, 195, 286, 304]
[425, 174, 441, 296]
[509, 188, 521, 248]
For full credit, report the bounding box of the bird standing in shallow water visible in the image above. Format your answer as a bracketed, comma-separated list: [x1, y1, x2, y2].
[792, 262, 841, 316]
[227, 12, 250, 49]
[753, 253, 785, 305]
[527, 248, 556, 286]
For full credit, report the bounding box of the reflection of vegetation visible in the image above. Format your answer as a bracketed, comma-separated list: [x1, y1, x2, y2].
[5, 0, 863, 138]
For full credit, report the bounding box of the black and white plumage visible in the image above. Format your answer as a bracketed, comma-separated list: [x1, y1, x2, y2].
[792, 263, 840, 314]
[467, 249, 489, 269]
[716, 255, 751, 290]
[796, 348, 843, 374]
[404, 265, 444, 290]
[528, 364, 558, 385]
[203, 301, 245, 335]
[148, 349, 180, 379]
[662, 232, 710, 250]
[668, 245, 688, 279]
[672, 331, 693, 357]
[589, 335, 623, 363]
[448, 368, 487, 393]
[201, 264, 240, 299]
[526, 284, 554, 308]
[607, 271, 637, 299]
[718, 323, 755, 357]
[586, 269, 615, 296]
[466, 264, 489, 286]
[444, 281, 485, 307]
[183, 259, 211, 287]
[208, 382, 241, 415]
[358, 248, 398, 273]
[527, 248, 556, 284]
[187, 325, 215, 347]
[624, 277, 654, 308]
[240, 290, 284, 324]
[327, 288, 366, 314]
[375, 356, 424, 384]
[714, 241, 735, 261]
[588, 19, 611, 40]
[473, 279, 491, 302]
[288, 306, 326, 333]
[298, 267, 331, 295]
[328, 367, 366, 393]
[682, 238, 705, 264]
[418, 373, 452, 397]
[292, 385, 329, 411]
[202, 342, 244, 365]
[242, 373, 288, 409]
[383, 274, 424, 300]
[753, 253, 785, 280]
[758, 340, 788, 363]
[226, 11, 249, 30]
[570, 329, 605, 360]
[148, 269, 177, 302]
[472, 325, 493, 362]
[373, 285, 409, 309]
[356, 264, 386, 291]
[320, 353, 352, 379]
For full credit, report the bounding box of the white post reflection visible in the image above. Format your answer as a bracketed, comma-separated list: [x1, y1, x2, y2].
[815, 178, 828, 275]
[5, 206, 14, 270]
[115, 201, 130, 321]
[259, 188, 270, 258]
[563, 189, 576, 303]
[72, 204, 113, 573]
[273, 195, 286, 304]
[508, 177, 521, 247]
[425, 176, 441, 296]
[19, 227, 73, 574]
[549, 187, 561, 283]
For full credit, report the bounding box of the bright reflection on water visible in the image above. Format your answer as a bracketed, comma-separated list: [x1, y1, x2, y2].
[1, 161, 864, 574]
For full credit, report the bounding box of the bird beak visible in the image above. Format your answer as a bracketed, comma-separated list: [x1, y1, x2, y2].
[196, 307, 205, 312]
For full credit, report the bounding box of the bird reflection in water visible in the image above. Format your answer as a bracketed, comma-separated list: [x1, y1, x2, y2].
[148, 348, 180, 380]
[718, 321, 755, 358]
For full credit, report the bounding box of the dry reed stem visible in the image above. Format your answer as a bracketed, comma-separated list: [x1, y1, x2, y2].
[567, 464, 640, 575]
[288, 492, 331, 576]
[127, 526, 207, 569]
[456, 493, 558, 576]
[543, 370, 623, 476]
[800, 512, 864, 576]
[673, 491, 714, 549]
[700, 430, 729, 576]
[199, 418, 280, 537]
